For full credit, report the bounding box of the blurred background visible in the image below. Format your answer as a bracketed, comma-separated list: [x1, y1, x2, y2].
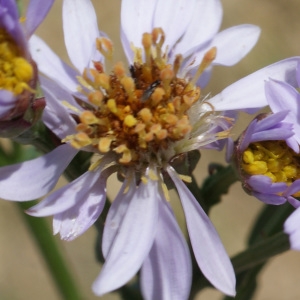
[1, 0, 300, 299]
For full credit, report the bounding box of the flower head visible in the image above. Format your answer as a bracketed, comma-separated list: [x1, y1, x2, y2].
[0, 0, 54, 136]
[231, 68, 300, 207]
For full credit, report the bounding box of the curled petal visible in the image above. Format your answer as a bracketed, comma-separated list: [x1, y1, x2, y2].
[0, 144, 77, 201]
[167, 166, 236, 296]
[141, 199, 192, 300]
[93, 177, 159, 296]
[284, 207, 300, 250]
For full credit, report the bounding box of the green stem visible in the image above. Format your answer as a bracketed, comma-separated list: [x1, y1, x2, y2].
[17, 201, 83, 300]
[232, 231, 290, 273]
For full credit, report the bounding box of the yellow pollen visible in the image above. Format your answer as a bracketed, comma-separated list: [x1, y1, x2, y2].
[98, 137, 113, 153]
[242, 141, 300, 196]
[139, 108, 152, 123]
[107, 98, 118, 114]
[121, 77, 135, 96]
[124, 115, 137, 127]
[88, 90, 104, 106]
[96, 37, 113, 60]
[80, 111, 99, 125]
[151, 87, 165, 105]
[95, 73, 110, 90]
[0, 29, 34, 95]
[114, 62, 126, 79]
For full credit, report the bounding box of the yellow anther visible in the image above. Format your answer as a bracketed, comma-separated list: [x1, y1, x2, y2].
[113, 61, 126, 79]
[107, 98, 118, 114]
[161, 113, 178, 125]
[151, 87, 165, 105]
[267, 159, 282, 173]
[95, 73, 110, 90]
[88, 90, 104, 106]
[150, 124, 161, 134]
[139, 108, 152, 123]
[243, 150, 254, 164]
[121, 77, 135, 96]
[98, 137, 113, 153]
[124, 115, 137, 127]
[155, 129, 168, 140]
[13, 57, 33, 81]
[283, 165, 297, 179]
[70, 132, 92, 148]
[242, 161, 268, 175]
[134, 123, 146, 133]
[96, 37, 113, 60]
[80, 111, 99, 125]
[179, 174, 192, 183]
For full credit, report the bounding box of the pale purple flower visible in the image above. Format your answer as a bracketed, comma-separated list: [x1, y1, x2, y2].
[231, 69, 300, 207]
[0, 0, 54, 119]
[0, 0, 300, 299]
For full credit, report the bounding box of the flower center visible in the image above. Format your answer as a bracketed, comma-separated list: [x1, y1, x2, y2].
[65, 28, 217, 167]
[0, 29, 33, 95]
[242, 140, 300, 196]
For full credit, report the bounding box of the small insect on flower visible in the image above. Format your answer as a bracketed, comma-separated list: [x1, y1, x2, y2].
[141, 80, 161, 101]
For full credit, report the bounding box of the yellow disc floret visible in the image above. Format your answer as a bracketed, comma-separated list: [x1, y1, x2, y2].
[242, 141, 300, 196]
[0, 29, 33, 95]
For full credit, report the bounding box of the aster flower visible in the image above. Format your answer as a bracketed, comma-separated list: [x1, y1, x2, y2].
[231, 69, 300, 207]
[0, 0, 54, 131]
[0, 0, 300, 299]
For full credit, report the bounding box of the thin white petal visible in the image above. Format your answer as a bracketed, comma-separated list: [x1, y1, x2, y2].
[29, 35, 79, 93]
[53, 174, 107, 241]
[141, 199, 192, 300]
[63, 0, 100, 73]
[27, 171, 100, 217]
[92, 178, 159, 295]
[121, 0, 158, 62]
[212, 25, 260, 66]
[167, 166, 236, 296]
[176, 0, 222, 57]
[153, 0, 196, 51]
[0, 144, 78, 201]
[208, 57, 300, 111]
[102, 175, 136, 258]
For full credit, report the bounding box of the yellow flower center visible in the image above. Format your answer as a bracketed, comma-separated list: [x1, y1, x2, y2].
[0, 29, 33, 95]
[242, 141, 300, 196]
[65, 28, 218, 167]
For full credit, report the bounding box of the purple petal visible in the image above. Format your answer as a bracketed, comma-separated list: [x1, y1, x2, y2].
[153, 0, 197, 51]
[53, 171, 108, 241]
[265, 80, 300, 145]
[25, 0, 54, 37]
[284, 180, 300, 198]
[29, 35, 80, 93]
[177, 0, 222, 58]
[252, 192, 287, 205]
[0, 90, 16, 117]
[141, 199, 192, 300]
[167, 166, 236, 296]
[0, 144, 78, 201]
[102, 174, 136, 258]
[284, 207, 300, 250]
[41, 77, 78, 139]
[212, 25, 260, 66]
[121, 0, 158, 63]
[209, 57, 300, 111]
[247, 175, 287, 194]
[27, 170, 101, 217]
[92, 175, 159, 296]
[255, 111, 289, 132]
[63, 0, 100, 73]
